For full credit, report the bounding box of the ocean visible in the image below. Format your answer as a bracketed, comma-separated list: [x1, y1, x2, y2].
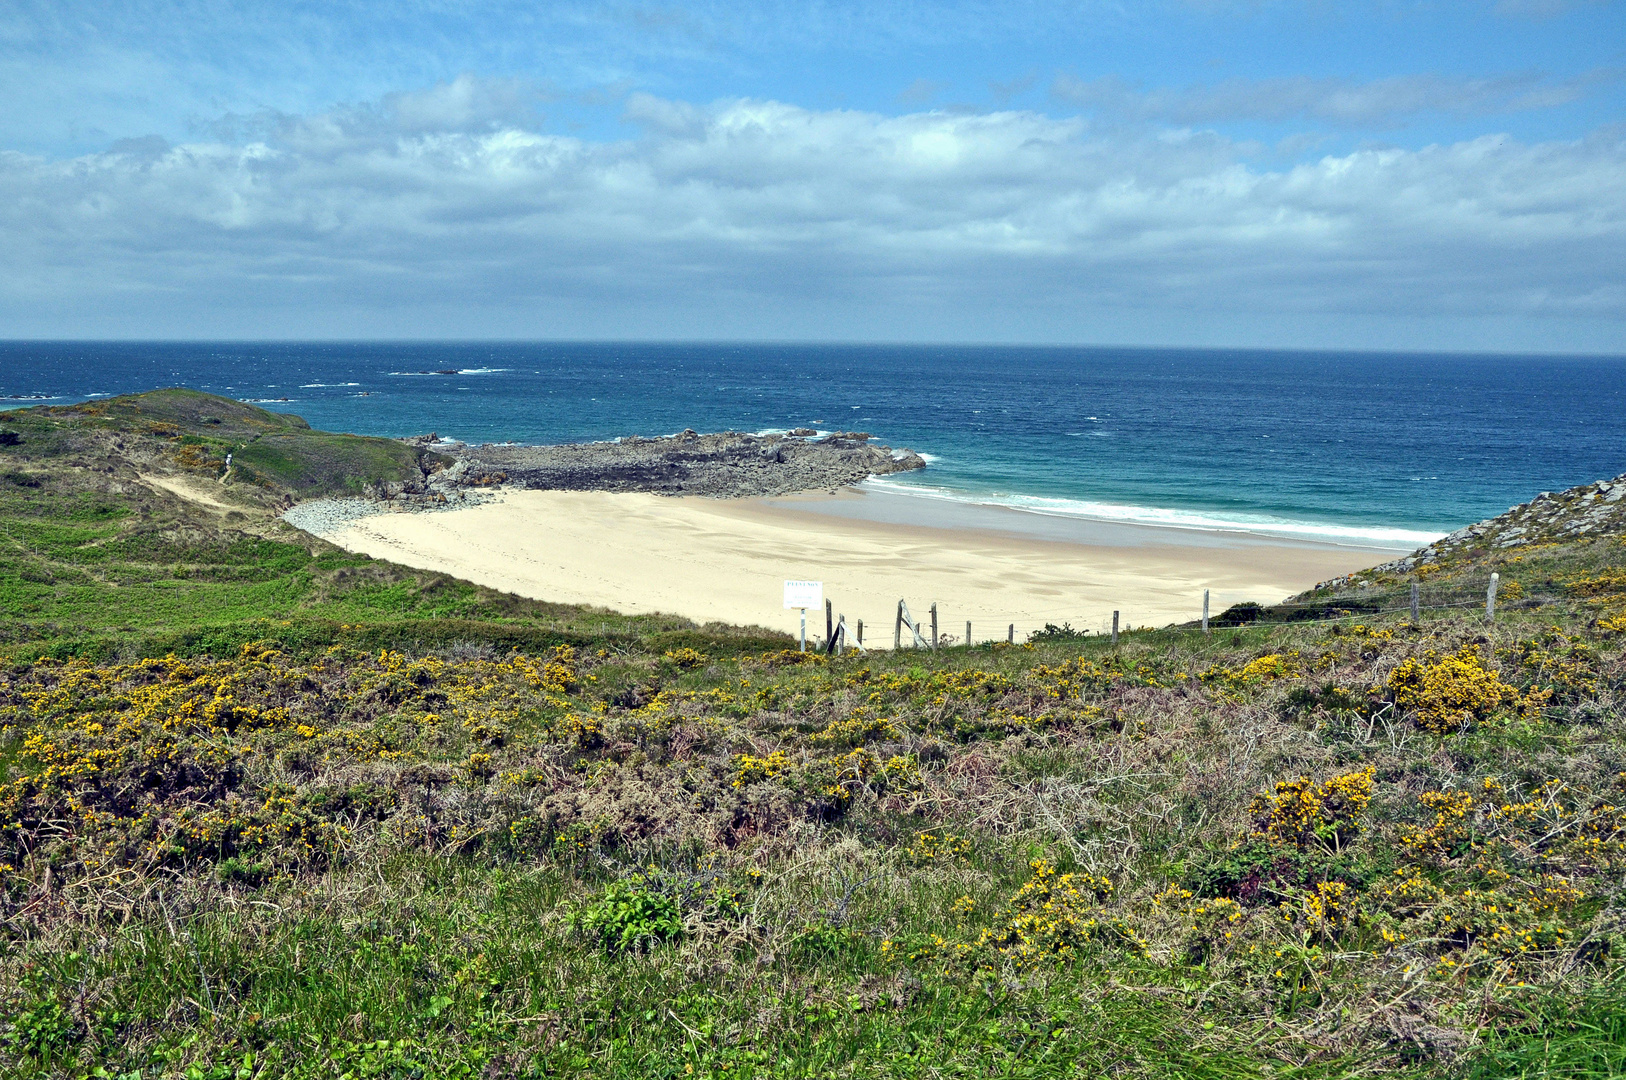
[4, 341, 1624, 550]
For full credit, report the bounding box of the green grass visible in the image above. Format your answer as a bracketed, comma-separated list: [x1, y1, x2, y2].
[232, 429, 426, 495]
[1461, 984, 1626, 1079]
[7, 857, 1372, 1080]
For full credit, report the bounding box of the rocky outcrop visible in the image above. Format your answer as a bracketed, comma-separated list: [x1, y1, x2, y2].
[403, 430, 926, 499]
[1314, 473, 1626, 591]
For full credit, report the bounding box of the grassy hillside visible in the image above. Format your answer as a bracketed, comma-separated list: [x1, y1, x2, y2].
[0, 390, 788, 659]
[3, 399, 1626, 1078]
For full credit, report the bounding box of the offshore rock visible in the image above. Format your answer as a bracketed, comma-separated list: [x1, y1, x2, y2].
[408, 430, 926, 499]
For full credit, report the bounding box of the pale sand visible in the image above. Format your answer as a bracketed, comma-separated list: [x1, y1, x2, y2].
[313, 489, 1396, 645]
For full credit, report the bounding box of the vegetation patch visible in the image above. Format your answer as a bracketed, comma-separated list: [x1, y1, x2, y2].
[3, 391, 1626, 1076]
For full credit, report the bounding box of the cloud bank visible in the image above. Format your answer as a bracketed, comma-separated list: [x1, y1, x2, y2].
[1, 83, 1622, 347]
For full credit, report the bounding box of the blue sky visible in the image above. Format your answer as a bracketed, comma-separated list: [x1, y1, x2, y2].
[1, 1, 1623, 349]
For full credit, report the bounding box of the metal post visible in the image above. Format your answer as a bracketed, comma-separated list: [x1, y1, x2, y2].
[965, 620, 972, 647]
[895, 601, 903, 650]
[1202, 590, 1210, 636]
[1486, 573, 1499, 621]
[930, 603, 938, 650]
[1112, 610, 1119, 646]
[800, 608, 807, 652]
[1410, 581, 1420, 623]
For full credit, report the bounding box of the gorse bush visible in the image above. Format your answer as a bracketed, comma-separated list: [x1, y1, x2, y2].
[1387, 646, 1528, 734]
[1248, 766, 1374, 854]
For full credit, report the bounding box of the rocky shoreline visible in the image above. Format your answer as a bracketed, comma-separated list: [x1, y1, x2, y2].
[407, 428, 926, 500]
[282, 428, 926, 534]
[1310, 470, 1626, 592]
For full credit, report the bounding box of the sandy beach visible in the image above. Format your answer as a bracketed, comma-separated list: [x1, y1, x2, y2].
[305, 487, 1400, 645]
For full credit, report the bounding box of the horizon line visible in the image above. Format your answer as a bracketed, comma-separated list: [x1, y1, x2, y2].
[3, 338, 1625, 361]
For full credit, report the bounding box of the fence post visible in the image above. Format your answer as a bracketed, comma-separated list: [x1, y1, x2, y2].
[895, 601, 903, 650]
[800, 608, 807, 653]
[1202, 590, 1210, 636]
[825, 599, 833, 647]
[857, 619, 864, 647]
[1410, 581, 1420, 623]
[1007, 623, 1014, 644]
[930, 603, 938, 650]
[965, 620, 972, 647]
[1112, 610, 1119, 646]
[1486, 573, 1499, 622]
[827, 615, 846, 656]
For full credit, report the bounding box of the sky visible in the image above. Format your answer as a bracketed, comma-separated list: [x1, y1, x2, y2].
[1, 1, 1623, 351]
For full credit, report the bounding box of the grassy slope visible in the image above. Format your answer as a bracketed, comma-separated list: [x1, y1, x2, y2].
[3, 396, 1626, 1079]
[0, 390, 788, 658]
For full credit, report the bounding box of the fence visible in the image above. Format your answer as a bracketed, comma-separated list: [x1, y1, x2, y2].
[809, 571, 1572, 653]
[1204, 574, 1519, 631]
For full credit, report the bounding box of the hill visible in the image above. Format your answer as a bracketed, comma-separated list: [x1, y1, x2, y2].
[2, 403, 1625, 1079]
[1315, 471, 1626, 593]
[0, 389, 789, 659]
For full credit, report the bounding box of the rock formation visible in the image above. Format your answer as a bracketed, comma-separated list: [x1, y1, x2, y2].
[1315, 472, 1626, 591]
[401, 430, 926, 500]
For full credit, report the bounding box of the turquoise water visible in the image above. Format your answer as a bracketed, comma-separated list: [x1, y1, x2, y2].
[5, 341, 1624, 548]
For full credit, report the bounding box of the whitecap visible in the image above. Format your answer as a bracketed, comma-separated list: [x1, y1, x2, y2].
[860, 477, 1443, 549]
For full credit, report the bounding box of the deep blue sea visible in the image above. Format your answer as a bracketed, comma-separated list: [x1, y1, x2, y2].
[4, 341, 1624, 549]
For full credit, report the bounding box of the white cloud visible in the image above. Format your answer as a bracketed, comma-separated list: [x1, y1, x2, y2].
[0, 91, 1622, 346]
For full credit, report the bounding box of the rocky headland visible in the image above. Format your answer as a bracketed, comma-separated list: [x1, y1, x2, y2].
[1312, 470, 1626, 592]
[402, 429, 926, 500]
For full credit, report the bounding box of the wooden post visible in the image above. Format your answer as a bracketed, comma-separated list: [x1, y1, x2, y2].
[1202, 590, 1210, 636]
[857, 619, 864, 647]
[965, 620, 972, 647]
[1410, 581, 1420, 623]
[1486, 573, 1499, 621]
[825, 598, 833, 647]
[1007, 623, 1014, 644]
[828, 615, 846, 656]
[1112, 610, 1119, 646]
[930, 603, 938, 650]
[895, 601, 903, 650]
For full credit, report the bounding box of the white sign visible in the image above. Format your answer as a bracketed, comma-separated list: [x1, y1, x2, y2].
[783, 580, 823, 609]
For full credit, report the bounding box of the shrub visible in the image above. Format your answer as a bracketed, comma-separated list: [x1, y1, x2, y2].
[572, 879, 684, 953]
[1213, 602, 1265, 627]
[3, 997, 80, 1062]
[1029, 622, 1088, 643]
[662, 647, 708, 669]
[1387, 647, 1522, 734]
[975, 859, 1137, 968]
[1248, 766, 1375, 854]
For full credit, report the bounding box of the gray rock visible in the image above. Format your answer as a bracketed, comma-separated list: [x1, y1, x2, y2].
[425, 429, 927, 499]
